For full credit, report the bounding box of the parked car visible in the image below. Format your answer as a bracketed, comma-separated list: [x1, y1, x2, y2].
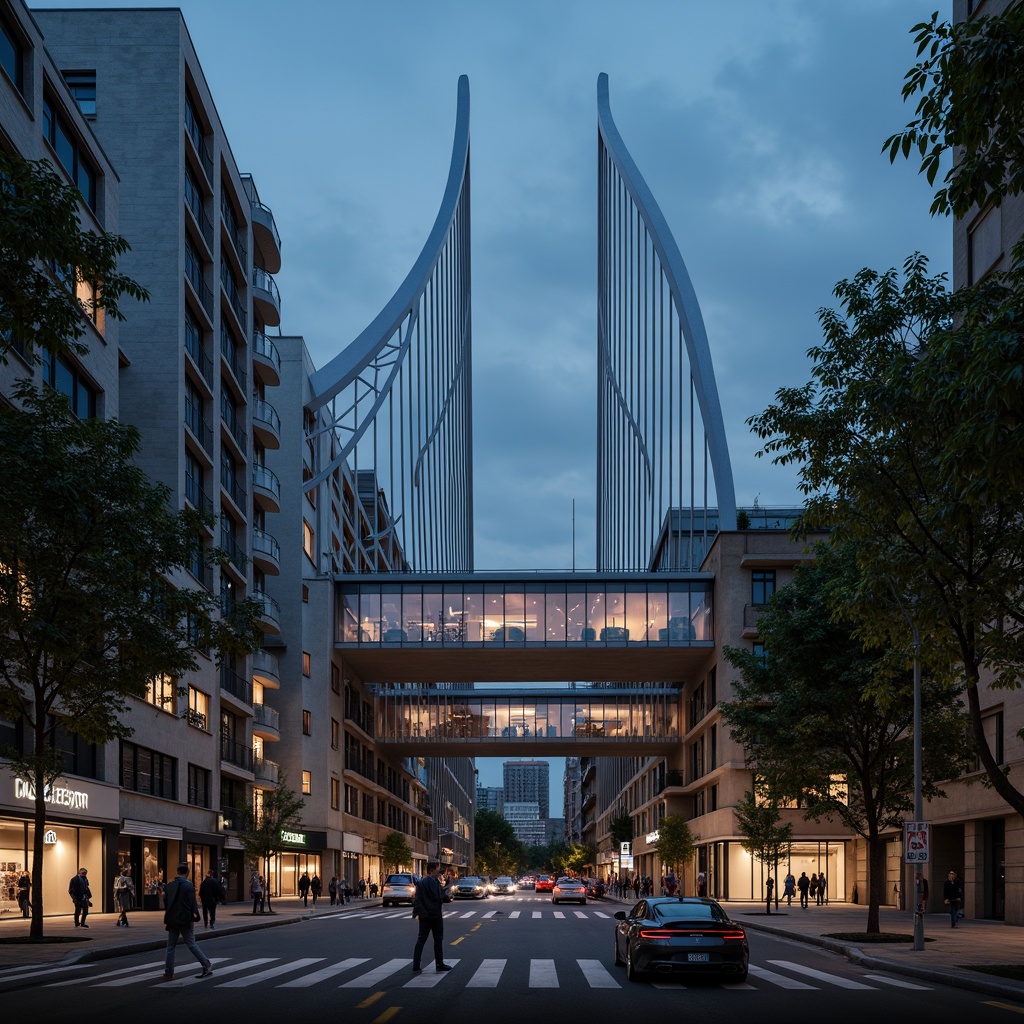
[613, 897, 749, 983]
[452, 875, 490, 899]
[492, 876, 517, 895]
[535, 875, 555, 893]
[584, 877, 605, 899]
[380, 872, 420, 908]
[552, 877, 588, 905]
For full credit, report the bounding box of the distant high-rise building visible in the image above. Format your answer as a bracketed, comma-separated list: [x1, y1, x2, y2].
[477, 785, 504, 814]
[504, 802, 546, 847]
[503, 760, 549, 820]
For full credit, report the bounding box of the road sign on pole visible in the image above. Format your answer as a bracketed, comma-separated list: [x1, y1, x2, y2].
[904, 821, 930, 863]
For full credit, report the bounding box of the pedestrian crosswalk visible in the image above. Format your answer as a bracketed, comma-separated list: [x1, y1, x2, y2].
[28, 956, 934, 993]
[332, 908, 618, 921]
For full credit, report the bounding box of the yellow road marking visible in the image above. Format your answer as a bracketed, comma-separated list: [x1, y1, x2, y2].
[357, 991, 385, 1008]
[451, 936, 465, 945]
[370, 1008, 401, 1023]
[983, 1002, 1024, 1015]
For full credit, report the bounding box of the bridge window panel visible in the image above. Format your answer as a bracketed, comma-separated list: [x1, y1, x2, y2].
[566, 584, 587, 642]
[462, 585, 484, 642]
[645, 585, 669, 641]
[421, 587, 443, 643]
[401, 588, 424, 643]
[691, 582, 714, 640]
[339, 589, 360, 642]
[544, 584, 567, 643]
[533, 701, 554, 737]
[666, 584, 697, 641]
[496, 584, 525, 642]
[442, 582, 464, 642]
[524, 586, 545, 641]
[380, 585, 404, 642]
[585, 584, 606, 640]
[625, 584, 649, 641]
[601, 588, 627, 641]
[484, 583, 505, 641]
[359, 589, 381, 642]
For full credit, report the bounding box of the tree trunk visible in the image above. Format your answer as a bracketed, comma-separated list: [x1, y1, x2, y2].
[865, 836, 886, 934]
[30, 768, 46, 939]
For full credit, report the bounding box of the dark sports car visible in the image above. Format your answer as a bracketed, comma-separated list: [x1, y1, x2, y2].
[613, 897, 749, 982]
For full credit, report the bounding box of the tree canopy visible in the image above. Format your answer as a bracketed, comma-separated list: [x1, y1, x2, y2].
[0, 150, 149, 366]
[654, 815, 697, 883]
[380, 831, 414, 874]
[0, 383, 262, 936]
[721, 542, 971, 932]
[474, 809, 525, 876]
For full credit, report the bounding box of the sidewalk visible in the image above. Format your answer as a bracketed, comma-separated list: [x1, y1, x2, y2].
[1, 895, 1023, 1003]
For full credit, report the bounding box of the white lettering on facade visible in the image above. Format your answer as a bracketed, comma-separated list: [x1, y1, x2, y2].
[281, 830, 306, 845]
[13, 778, 90, 810]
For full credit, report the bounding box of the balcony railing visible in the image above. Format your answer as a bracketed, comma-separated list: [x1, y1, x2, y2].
[253, 755, 279, 784]
[185, 331, 213, 385]
[220, 664, 253, 705]
[252, 398, 281, 436]
[252, 529, 280, 565]
[253, 331, 281, 376]
[252, 648, 280, 685]
[185, 402, 214, 454]
[222, 472, 248, 513]
[184, 475, 213, 516]
[220, 736, 253, 771]
[221, 332, 248, 393]
[253, 702, 280, 733]
[252, 464, 281, 502]
[253, 590, 281, 629]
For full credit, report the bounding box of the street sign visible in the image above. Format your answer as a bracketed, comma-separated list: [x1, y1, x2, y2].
[904, 821, 930, 862]
[620, 842, 631, 856]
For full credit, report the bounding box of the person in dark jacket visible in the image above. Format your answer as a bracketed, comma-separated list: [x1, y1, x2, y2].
[310, 873, 322, 906]
[412, 862, 453, 972]
[298, 870, 311, 906]
[797, 871, 810, 908]
[198, 868, 222, 928]
[943, 870, 964, 928]
[69, 867, 92, 927]
[163, 863, 213, 980]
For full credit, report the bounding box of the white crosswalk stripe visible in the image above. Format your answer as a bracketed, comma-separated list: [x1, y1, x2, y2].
[23, 955, 938, 993]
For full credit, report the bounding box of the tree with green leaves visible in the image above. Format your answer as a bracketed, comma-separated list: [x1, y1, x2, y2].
[609, 807, 633, 881]
[380, 831, 414, 875]
[735, 784, 792, 914]
[0, 383, 261, 937]
[236, 775, 305, 914]
[721, 543, 971, 933]
[654, 815, 697, 890]
[474, 809, 524, 876]
[0, 150, 150, 366]
[551, 842, 592, 878]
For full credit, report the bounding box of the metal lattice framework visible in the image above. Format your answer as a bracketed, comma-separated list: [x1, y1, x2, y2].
[306, 76, 473, 573]
[596, 73, 736, 571]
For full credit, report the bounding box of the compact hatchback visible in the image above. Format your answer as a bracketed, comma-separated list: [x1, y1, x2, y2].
[380, 872, 419, 907]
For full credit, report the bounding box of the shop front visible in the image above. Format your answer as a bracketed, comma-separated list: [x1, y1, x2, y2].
[0, 774, 120, 916]
[262, 829, 325, 897]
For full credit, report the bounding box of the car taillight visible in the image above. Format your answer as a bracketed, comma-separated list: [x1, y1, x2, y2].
[638, 929, 676, 940]
[721, 930, 746, 941]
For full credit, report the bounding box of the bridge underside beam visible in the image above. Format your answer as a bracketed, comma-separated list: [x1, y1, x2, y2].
[334, 643, 712, 684]
[374, 737, 681, 757]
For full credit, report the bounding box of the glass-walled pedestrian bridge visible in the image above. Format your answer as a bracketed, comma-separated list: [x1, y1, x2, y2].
[335, 572, 714, 753]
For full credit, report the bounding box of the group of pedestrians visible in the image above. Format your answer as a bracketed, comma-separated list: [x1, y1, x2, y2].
[297, 871, 323, 907]
[782, 870, 827, 908]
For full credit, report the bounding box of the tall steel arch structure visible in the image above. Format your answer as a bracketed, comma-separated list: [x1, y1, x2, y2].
[596, 73, 737, 571]
[306, 76, 473, 573]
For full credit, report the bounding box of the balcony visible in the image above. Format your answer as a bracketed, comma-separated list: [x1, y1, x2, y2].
[252, 398, 281, 450]
[221, 472, 248, 518]
[242, 174, 282, 274]
[220, 663, 253, 706]
[252, 331, 281, 387]
[220, 736, 253, 773]
[252, 267, 281, 327]
[252, 648, 281, 689]
[252, 464, 281, 514]
[253, 755, 280, 785]
[184, 403, 214, 456]
[253, 702, 280, 741]
[253, 589, 281, 634]
[252, 528, 281, 575]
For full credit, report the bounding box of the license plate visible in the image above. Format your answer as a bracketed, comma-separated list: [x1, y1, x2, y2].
[687, 953, 710, 962]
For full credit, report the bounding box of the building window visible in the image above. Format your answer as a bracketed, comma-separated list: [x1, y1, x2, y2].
[121, 742, 177, 799]
[302, 770, 311, 795]
[751, 570, 776, 606]
[188, 764, 211, 808]
[187, 686, 209, 730]
[331, 718, 339, 749]
[302, 584, 309, 603]
[968, 205, 1002, 284]
[144, 673, 176, 713]
[302, 652, 311, 676]
[302, 710, 311, 736]
[42, 95, 97, 210]
[62, 70, 96, 117]
[331, 663, 340, 694]
[752, 642, 767, 666]
[330, 777, 340, 811]
[0, 9, 25, 94]
[981, 710, 1004, 769]
[303, 520, 315, 564]
[41, 351, 98, 419]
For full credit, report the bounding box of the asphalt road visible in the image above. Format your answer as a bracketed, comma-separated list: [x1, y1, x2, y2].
[2, 894, 1021, 1024]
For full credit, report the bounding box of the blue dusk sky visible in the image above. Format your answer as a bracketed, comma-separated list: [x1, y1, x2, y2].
[35, 1, 954, 813]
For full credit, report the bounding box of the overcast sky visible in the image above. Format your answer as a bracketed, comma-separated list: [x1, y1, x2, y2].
[35, 1, 954, 812]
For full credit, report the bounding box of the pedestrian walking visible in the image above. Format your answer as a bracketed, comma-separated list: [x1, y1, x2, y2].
[113, 865, 135, 927]
[632, 876, 641, 899]
[358, 877, 367, 899]
[298, 870, 311, 907]
[665, 871, 678, 896]
[69, 867, 92, 927]
[817, 872, 827, 905]
[411, 862, 453, 973]
[328, 876, 338, 905]
[162, 863, 213, 980]
[339, 875, 350, 904]
[17, 870, 30, 918]
[943, 869, 964, 928]
[199, 868, 221, 928]
[697, 871, 707, 898]
[797, 871, 810, 909]
[916, 871, 930, 914]
[783, 872, 796, 907]
[250, 869, 265, 914]
[809, 872, 819, 905]
[310, 873, 322, 906]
